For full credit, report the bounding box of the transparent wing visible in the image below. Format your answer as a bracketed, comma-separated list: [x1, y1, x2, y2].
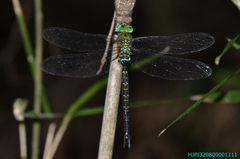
[131, 50, 212, 80]
[132, 32, 214, 55]
[43, 27, 111, 52]
[41, 52, 111, 78]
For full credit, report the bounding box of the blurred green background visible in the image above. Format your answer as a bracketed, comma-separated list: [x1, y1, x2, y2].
[1, 0, 240, 158]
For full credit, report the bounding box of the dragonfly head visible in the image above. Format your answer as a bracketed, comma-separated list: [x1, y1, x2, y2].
[115, 23, 133, 33]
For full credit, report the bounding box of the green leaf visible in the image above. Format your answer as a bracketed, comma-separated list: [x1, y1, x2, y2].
[207, 90, 240, 103]
[233, 42, 240, 51]
[158, 69, 240, 137]
[74, 106, 104, 118]
[129, 46, 170, 71]
[211, 67, 240, 88]
[190, 90, 240, 103]
[215, 34, 240, 65]
[24, 111, 63, 119]
[227, 37, 240, 51]
[67, 76, 108, 115]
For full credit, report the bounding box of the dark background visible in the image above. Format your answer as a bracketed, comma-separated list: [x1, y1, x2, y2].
[1, 0, 240, 158]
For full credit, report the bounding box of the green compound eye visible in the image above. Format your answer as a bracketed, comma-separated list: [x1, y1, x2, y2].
[115, 23, 133, 33]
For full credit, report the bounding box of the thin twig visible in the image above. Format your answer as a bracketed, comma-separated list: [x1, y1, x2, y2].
[43, 123, 57, 159]
[45, 115, 72, 159]
[96, 11, 116, 75]
[13, 98, 28, 159]
[31, 122, 40, 159]
[19, 123, 27, 159]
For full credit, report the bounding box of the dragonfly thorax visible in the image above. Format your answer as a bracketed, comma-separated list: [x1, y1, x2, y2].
[117, 33, 132, 64]
[115, 23, 133, 65]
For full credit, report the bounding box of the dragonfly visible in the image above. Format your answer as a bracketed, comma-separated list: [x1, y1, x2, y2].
[41, 23, 215, 148]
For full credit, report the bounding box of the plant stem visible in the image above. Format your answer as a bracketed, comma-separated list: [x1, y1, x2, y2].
[19, 123, 27, 159]
[31, 0, 43, 158]
[43, 122, 56, 159]
[97, 11, 122, 158]
[12, 0, 51, 113]
[98, 46, 122, 159]
[12, 0, 35, 74]
[31, 122, 40, 159]
[33, 0, 43, 114]
[45, 115, 72, 159]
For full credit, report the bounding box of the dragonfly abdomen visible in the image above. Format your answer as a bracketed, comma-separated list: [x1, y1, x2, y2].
[122, 64, 130, 148]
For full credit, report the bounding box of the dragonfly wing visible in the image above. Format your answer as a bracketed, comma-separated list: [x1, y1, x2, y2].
[43, 27, 111, 52]
[131, 50, 212, 80]
[41, 52, 111, 78]
[132, 32, 214, 55]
